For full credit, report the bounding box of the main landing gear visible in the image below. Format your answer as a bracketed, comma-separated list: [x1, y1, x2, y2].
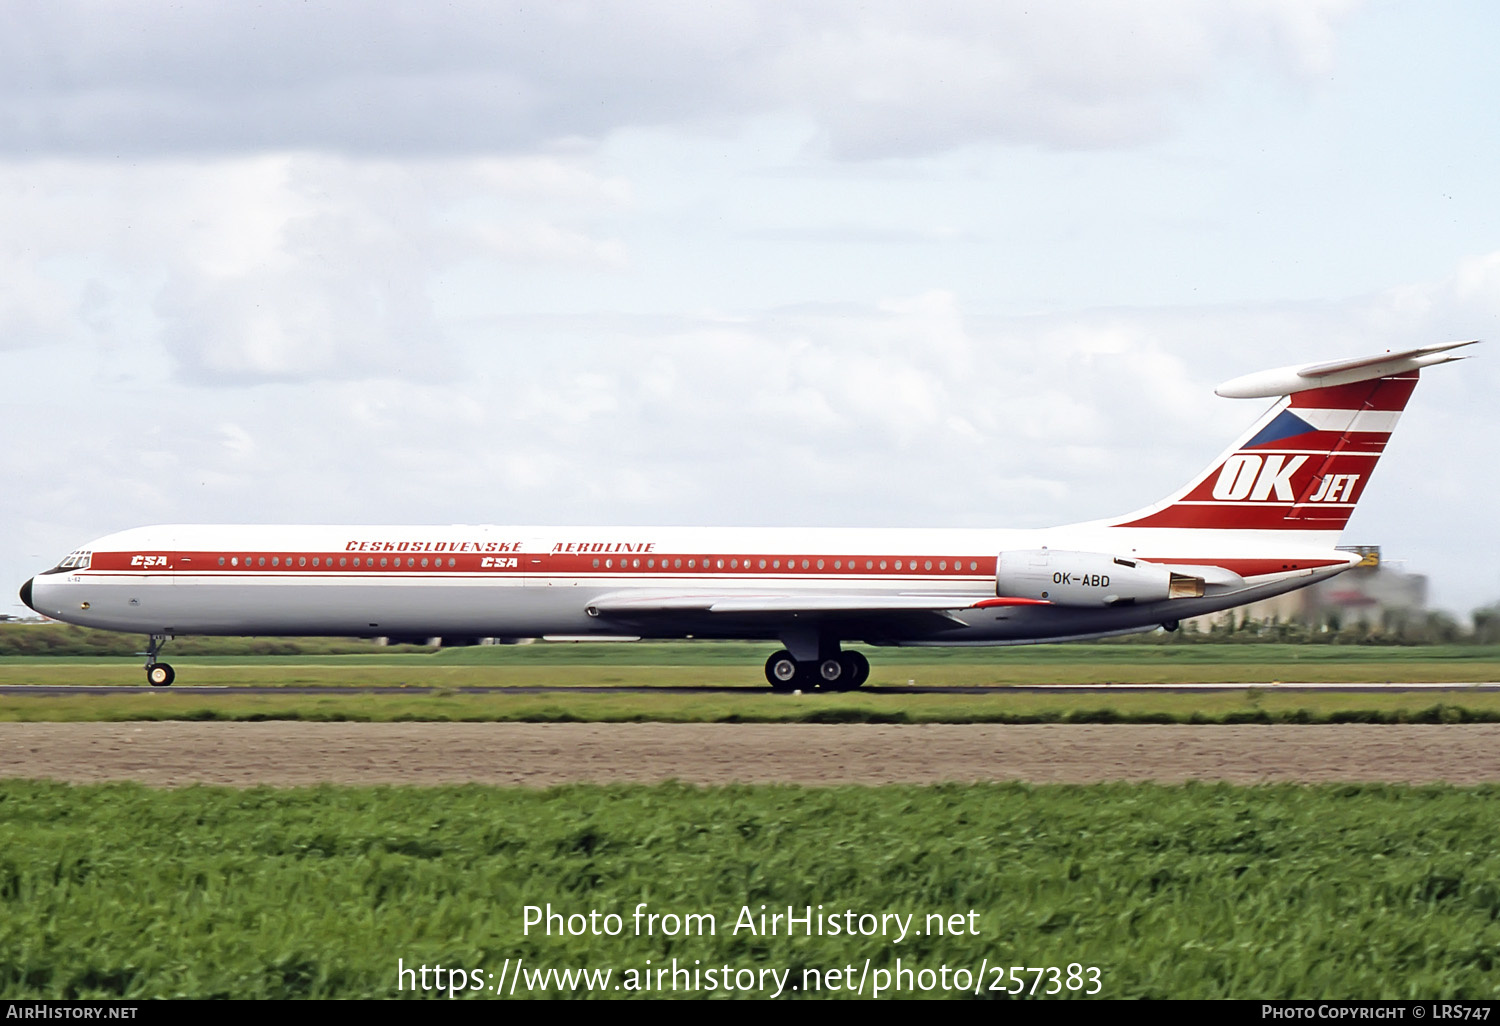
[764, 649, 870, 692]
[143, 633, 175, 687]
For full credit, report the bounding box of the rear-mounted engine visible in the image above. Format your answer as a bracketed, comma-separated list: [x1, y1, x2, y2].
[995, 549, 1206, 607]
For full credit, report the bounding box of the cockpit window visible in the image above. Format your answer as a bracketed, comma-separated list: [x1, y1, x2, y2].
[45, 550, 92, 574]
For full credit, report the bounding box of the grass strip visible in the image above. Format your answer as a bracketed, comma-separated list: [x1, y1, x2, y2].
[6, 688, 1500, 724]
[2, 780, 1498, 999]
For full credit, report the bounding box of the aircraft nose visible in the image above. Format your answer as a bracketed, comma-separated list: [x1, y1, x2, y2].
[19, 577, 36, 613]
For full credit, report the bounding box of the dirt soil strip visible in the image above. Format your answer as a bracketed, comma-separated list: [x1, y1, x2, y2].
[5, 722, 1500, 787]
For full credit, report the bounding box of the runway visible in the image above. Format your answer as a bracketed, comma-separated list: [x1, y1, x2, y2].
[2, 682, 1499, 696]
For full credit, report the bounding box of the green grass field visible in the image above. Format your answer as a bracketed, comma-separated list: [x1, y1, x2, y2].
[5, 684, 1500, 725]
[5, 645, 1497, 1000]
[8, 640, 1500, 684]
[3, 780, 1498, 999]
[5, 643, 1500, 724]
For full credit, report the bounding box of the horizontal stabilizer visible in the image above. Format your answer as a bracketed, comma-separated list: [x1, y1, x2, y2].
[1215, 340, 1477, 399]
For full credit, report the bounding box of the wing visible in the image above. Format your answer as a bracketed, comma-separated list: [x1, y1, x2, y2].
[580, 590, 1048, 642]
[585, 590, 1046, 615]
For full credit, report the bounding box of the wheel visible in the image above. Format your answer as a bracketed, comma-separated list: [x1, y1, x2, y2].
[818, 657, 845, 687]
[147, 663, 175, 687]
[821, 652, 865, 691]
[765, 651, 800, 691]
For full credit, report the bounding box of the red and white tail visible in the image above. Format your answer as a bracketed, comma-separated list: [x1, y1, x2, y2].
[1109, 342, 1476, 535]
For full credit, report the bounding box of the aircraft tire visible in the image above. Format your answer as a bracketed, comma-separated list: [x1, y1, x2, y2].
[147, 663, 175, 687]
[831, 651, 868, 689]
[765, 651, 800, 691]
[818, 657, 846, 686]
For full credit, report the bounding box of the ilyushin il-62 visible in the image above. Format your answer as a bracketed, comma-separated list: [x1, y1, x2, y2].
[21, 342, 1475, 689]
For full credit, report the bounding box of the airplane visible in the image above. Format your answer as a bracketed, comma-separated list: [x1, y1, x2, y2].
[19, 341, 1475, 690]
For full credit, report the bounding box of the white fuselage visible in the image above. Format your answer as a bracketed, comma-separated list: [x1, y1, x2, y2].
[25, 521, 1356, 647]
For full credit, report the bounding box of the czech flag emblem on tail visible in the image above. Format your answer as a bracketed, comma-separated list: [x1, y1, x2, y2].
[1110, 341, 1476, 534]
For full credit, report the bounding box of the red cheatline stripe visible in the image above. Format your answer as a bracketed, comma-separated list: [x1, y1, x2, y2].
[85, 551, 1002, 577]
[79, 551, 1343, 583]
[1151, 556, 1347, 575]
[1117, 503, 1354, 530]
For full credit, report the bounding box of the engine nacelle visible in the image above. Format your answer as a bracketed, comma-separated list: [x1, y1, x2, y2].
[996, 549, 1205, 607]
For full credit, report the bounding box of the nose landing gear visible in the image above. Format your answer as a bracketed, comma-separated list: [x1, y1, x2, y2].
[142, 634, 175, 687]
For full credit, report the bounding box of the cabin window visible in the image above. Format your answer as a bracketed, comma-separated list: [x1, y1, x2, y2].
[925, 560, 933, 571]
[816, 559, 824, 570]
[800, 559, 810, 570]
[380, 557, 388, 568]
[448, 558, 456, 567]
[257, 557, 266, 567]
[420, 558, 428, 568]
[593, 558, 600, 568]
[218, 557, 225, 566]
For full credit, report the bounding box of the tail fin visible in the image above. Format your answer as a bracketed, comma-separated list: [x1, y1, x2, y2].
[1109, 341, 1476, 533]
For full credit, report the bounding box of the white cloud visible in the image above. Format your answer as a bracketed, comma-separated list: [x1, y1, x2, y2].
[0, 1, 1360, 159]
[0, 153, 629, 384]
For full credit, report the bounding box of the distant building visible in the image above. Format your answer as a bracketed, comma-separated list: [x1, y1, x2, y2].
[1185, 546, 1428, 631]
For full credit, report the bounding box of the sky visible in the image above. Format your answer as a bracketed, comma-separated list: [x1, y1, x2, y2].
[3, 0, 1498, 618]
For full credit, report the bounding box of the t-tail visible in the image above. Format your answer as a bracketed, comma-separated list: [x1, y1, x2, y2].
[1106, 341, 1477, 538]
